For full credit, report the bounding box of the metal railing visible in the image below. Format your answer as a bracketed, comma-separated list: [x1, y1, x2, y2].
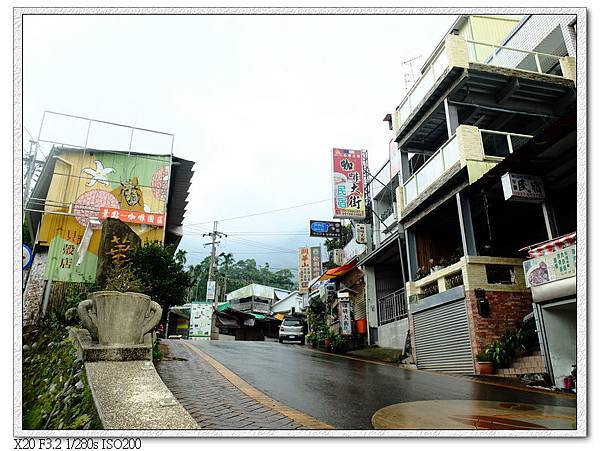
[480, 129, 533, 158]
[421, 281, 440, 298]
[444, 271, 464, 290]
[394, 46, 449, 131]
[403, 134, 460, 206]
[466, 40, 564, 76]
[377, 288, 408, 326]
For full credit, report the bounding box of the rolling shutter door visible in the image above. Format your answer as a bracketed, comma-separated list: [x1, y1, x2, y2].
[413, 299, 475, 373]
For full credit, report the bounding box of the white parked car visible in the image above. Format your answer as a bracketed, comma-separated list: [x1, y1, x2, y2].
[278, 317, 305, 345]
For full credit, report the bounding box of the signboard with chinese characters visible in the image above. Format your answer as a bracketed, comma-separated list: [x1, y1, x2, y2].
[389, 141, 402, 179]
[333, 249, 344, 266]
[310, 247, 322, 280]
[523, 244, 576, 288]
[501, 173, 545, 202]
[99, 207, 165, 227]
[206, 280, 216, 301]
[298, 247, 312, 293]
[332, 148, 366, 219]
[338, 301, 352, 335]
[309, 220, 342, 238]
[189, 301, 212, 340]
[38, 150, 171, 283]
[355, 223, 367, 244]
[343, 239, 367, 265]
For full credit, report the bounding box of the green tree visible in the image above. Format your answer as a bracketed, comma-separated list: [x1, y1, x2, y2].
[131, 241, 193, 324]
[23, 220, 33, 249]
[186, 255, 296, 301]
[324, 223, 353, 253]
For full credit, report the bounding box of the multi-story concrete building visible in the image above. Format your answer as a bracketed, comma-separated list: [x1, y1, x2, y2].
[361, 14, 577, 375]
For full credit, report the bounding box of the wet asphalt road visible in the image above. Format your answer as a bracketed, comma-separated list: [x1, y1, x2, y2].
[184, 340, 576, 430]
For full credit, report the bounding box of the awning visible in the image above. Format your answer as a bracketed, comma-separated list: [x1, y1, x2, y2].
[217, 303, 231, 312]
[316, 261, 357, 282]
[521, 232, 576, 258]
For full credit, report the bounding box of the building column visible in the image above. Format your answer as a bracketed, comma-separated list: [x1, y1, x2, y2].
[400, 147, 410, 184]
[444, 97, 459, 138]
[363, 266, 378, 345]
[405, 227, 418, 281]
[541, 200, 559, 239]
[456, 192, 477, 256]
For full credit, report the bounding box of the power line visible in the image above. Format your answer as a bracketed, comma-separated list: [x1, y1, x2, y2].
[183, 198, 331, 227]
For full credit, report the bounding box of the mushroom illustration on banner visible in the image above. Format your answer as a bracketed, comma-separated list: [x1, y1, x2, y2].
[73, 189, 120, 228]
[151, 166, 170, 201]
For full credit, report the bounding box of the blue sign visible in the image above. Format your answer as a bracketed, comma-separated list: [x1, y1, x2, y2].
[22, 244, 33, 270]
[309, 220, 342, 238]
[311, 222, 330, 233]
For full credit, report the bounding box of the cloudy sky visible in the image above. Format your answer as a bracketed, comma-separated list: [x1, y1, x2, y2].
[23, 13, 457, 273]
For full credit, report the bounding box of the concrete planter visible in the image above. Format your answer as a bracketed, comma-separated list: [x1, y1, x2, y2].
[78, 291, 162, 346]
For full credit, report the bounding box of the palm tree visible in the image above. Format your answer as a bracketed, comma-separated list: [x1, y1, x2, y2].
[218, 252, 235, 302]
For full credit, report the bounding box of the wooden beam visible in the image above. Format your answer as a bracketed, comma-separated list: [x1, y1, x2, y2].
[495, 78, 520, 105]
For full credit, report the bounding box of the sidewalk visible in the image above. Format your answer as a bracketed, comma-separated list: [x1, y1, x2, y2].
[156, 340, 305, 429]
[300, 345, 575, 400]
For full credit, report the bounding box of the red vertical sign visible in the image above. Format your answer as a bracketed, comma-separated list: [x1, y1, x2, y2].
[332, 148, 365, 219]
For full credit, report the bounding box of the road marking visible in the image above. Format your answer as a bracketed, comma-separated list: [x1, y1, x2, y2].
[296, 346, 576, 400]
[182, 341, 334, 429]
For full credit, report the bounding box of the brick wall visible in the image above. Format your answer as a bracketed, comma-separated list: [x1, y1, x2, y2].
[465, 289, 533, 357]
[23, 250, 48, 325]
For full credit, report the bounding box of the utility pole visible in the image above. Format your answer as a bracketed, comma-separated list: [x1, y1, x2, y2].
[202, 221, 227, 340]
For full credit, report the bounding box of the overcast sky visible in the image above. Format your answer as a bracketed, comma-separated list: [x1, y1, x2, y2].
[23, 13, 457, 272]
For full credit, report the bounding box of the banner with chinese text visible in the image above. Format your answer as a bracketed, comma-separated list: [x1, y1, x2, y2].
[332, 148, 366, 219]
[298, 247, 312, 293]
[99, 207, 165, 227]
[310, 247, 322, 281]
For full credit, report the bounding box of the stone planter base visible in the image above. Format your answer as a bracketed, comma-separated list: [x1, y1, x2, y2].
[70, 328, 153, 362]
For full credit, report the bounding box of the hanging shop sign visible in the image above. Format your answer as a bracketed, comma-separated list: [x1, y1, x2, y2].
[332, 148, 366, 219]
[206, 280, 216, 301]
[309, 220, 342, 238]
[99, 207, 165, 226]
[355, 223, 367, 244]
[298, 247, 312, 293]
[389, 140, 402, 179]
[22, 244, 33, 270]
[501, 173, 545, 202]
[332, 249, 344, 266]
[523, 244, 576, 288]
[310, 247, 322, 280]
[338, 301, 352, 335]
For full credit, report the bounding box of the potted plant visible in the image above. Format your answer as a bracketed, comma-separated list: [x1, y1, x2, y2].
[429, 258, 444, 273]
[476, 349, 494, 375]
[77, 264, 162, 346]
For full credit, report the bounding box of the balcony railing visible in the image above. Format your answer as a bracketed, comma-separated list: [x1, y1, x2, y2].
[407, 256, 529, 301]
[480, 129, 533, 158]
[394, 46, 449, 131]
[377, 288, 408, 326]
[466, 40, 565, 76]
[392, 36, 572, 137]
[404, 134, 460, 206]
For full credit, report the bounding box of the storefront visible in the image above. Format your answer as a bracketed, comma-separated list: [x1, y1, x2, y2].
[523, 232, 577, 389]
